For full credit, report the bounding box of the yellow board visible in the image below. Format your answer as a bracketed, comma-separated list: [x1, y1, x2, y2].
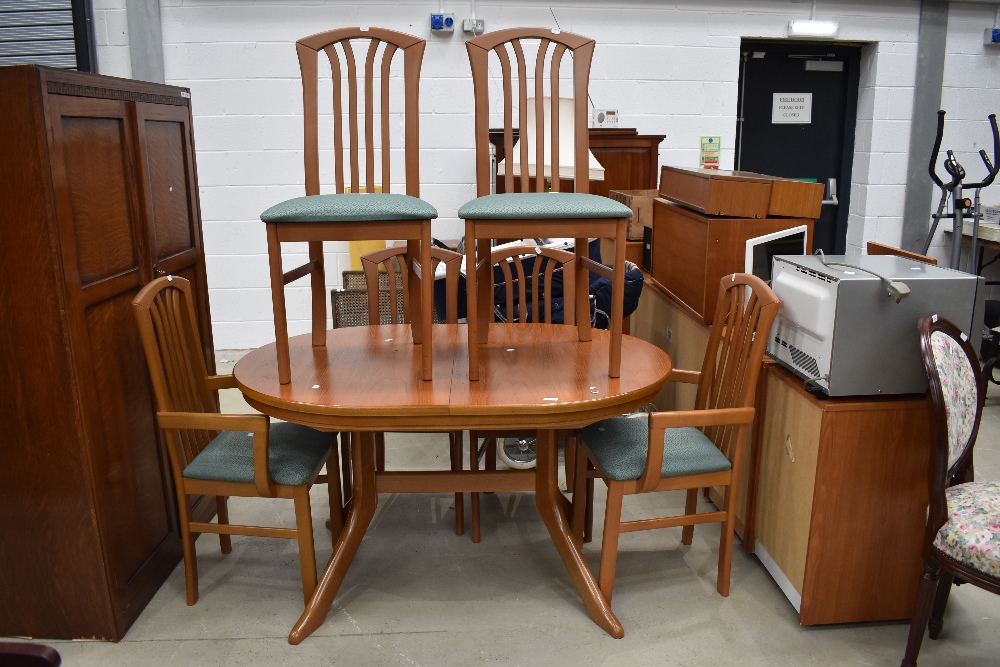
[349, 240, 387, 270]
[344, 185, 386, 270]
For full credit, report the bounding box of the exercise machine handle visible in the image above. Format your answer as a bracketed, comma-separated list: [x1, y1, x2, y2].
[944, 149, 964, 187]
[929, 109, 946, 188]
[966, 113, 1000, 189]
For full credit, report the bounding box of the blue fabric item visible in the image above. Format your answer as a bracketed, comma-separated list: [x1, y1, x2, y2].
[458, 192, 632, 219]
[261, 193, 437, 223]
[581, 417, 732, 482]
[183, 421, 333, 487]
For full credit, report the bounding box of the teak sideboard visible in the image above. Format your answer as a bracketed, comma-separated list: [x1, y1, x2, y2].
[0, 66, 215, 640]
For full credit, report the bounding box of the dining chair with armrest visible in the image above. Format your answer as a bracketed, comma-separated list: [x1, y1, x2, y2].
[901, 315, 1000, 666]
[262, 27, 437, 385]
[572, 273, 780, 602]
[132, 276, 339, 606]
[459, 27, 632, 381]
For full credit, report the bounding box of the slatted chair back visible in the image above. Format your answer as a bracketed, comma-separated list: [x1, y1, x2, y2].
[919, 314, 986, 531]
[466, 27, 595, 196]
[296, 27, 425, 197]
[694, 274, 781, 464]
[132, 276, 217, 474]
[361, 246, 463, 325]
[476, 245, 576, 326]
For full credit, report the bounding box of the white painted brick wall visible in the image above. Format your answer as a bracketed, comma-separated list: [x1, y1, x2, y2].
[93, 1, 1000, 348]
[92, 0, 131, 77]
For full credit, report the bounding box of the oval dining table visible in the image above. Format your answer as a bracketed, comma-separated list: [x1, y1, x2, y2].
[234, 322, 671, 643]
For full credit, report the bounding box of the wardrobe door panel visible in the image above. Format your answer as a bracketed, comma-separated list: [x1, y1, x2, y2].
[48, 94, 178, 623]
[57, 106, 142, 286]
[135, 102, 216, 372]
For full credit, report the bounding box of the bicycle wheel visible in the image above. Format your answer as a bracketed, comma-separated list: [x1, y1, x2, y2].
[497, 436, 537, 469]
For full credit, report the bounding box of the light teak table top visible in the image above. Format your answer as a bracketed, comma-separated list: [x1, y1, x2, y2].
[235, 323, 671, 642]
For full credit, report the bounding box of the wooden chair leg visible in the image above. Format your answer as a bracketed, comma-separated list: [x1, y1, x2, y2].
[340, 432, 353, 515]
[564, 431, 577, 492]
[177, 491, 199, 606]
[716, 485, 738, 597]
[450, 431, 465, 536]
[598, 482, 624, 603]
[469, 432, 481, 543]
[486, 436, 497, 478]
[901, 560, 942, 667]
[681, 488, 698, 545]
[928, 570, 955, 639]
[324, 449, 344, 543]
[374, 431, 386, 473]
[216, 495, 232, 554]
[266, 223, 292, 385]
[584, 472, 594, 544]
[292, 486, 318, 604]
[570, 439, 589, 546]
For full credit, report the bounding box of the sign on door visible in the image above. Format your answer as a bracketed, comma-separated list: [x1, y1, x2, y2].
[772, 93, 812, 124]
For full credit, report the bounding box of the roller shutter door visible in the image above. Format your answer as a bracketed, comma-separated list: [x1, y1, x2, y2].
[0, 0, 94, 71]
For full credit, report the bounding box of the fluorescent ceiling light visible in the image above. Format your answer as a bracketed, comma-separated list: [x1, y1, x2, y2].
[787, 19, 840, 39]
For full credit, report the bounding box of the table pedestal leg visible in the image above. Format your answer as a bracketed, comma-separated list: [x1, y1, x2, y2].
[289, 431, 377, 644]
[534, 429, 624, 638]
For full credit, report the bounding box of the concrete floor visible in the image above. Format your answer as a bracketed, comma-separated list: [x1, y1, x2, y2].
[12, 351, 1000, 666]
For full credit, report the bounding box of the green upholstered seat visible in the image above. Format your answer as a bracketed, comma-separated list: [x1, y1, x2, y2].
[581, 416, 732, 482]
[261, 193, 438, 223]
[458, 192, 632, 220]
[184, 421, 333, 487]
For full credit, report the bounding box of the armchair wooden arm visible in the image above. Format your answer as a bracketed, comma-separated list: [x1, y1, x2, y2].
[640, 407, 754, 493]
[667, 369, 701, 385]
[157, 411, 275, 497]
[205, 374, 238, 391]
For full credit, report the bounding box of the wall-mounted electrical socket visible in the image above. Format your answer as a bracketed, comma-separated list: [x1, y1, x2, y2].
[431, 13, 455, 33]
[463, 18, 485, 34]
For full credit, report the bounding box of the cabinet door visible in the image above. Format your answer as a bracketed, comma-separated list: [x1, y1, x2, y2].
[47, 93, 180, 632]
[133, 102, 215, 364]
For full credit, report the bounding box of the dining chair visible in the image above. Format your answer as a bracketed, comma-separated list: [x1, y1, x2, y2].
[261, 27, 437, 385]
[901, 315, 1000, 666]
[332, 246, 470, 535]
[572, 273, 780, 602]
[467, 243, 577, 541]
[132, 276, 339, 606]
[459, 27, 632, 381]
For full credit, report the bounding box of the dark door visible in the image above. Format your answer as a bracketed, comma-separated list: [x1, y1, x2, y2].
[736, 40, 861, 253]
